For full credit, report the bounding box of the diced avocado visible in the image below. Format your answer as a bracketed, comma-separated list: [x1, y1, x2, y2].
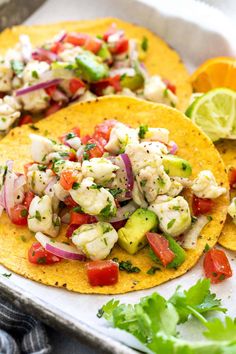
[162, 155, 192, 177]
[75, 51, 109, 82]
[164, 234, 186, 269]
[121, 73, 144, 91]
[97, 43, 112, 62]
[51, 62, 75, 79]
[118, 208, 158, 255]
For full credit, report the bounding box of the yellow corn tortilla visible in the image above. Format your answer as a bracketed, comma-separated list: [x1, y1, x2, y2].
[216, 140, 236, 250]
[0, 17, 191, 111]
[0, 96, 229, 294]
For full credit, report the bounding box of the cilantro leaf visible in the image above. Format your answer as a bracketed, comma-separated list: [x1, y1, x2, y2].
[98, 279, 233, 354]
[98, 299, 120, 321]
[138, 124, 149, 139]
[169, 279, 226, 323]
[204, 317, 236, 341]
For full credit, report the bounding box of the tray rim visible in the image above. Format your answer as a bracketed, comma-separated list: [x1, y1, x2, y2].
[0, 277, 137, 354]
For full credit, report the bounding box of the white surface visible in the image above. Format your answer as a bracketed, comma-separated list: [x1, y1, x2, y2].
[25, 0, 236, 71]
[2, 0, 236, 352]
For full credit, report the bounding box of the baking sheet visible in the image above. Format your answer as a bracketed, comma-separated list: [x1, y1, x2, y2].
[1, 0, 236, 352]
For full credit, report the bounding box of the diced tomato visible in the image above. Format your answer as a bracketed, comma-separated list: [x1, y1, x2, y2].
[162, 79, 176, 95]
[84, 37, 102, 54]
[10, 204, 28, 226]
[23, 191, 35, 210]
[28, 242, 61, 265]
[84, 138, 104, 159]
[66, 223, 80, 238]
[87, 260, 119, 286]
[69, 78, 86, 95]
[228, 167, 236, 188]
[103, 24, 117, 41]
[204, 248, 232, 284]
[50, 42, 64, 54]
[91, 75, 121, 96]
[93, 119, 117, 142]
[45, 102, 62, 117]
[70, 211, 96, 225]
[45, 85, 57, 97]
[64, 195, 78, 208]
[64, 32, 88, 46]
[192, 195, 214, 216]
[81, 134, 92, 145]
[111, 220, 126, 231]
[59, 126, 81, 144]
[18, 115, 33, 126]
[66, 150, 76, 162]
[23, 162, 34, 176]
[60, 170, 78, 190]
[146, 232, 175, 267]
[109, 38, 129, 55]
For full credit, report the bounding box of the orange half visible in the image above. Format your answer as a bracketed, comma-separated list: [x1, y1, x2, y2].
[191, 57, 236, 93]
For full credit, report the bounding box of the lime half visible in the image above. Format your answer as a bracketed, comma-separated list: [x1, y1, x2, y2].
[186, 88, 236, 142]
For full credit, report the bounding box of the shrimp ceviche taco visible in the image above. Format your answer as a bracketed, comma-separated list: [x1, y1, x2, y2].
[0, 96, 228, 294]
[0, 17, 191, 135]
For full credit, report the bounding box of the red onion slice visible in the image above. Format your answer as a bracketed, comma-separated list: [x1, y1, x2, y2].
[32, 48, 59, 62]
[112, 154, 134, 201]
[52, 89, 69, 103]
[16, 79, 61, 97]
[108, 201, 137, 223]
[54, 31, 67, 43]
[0, 205, 3, 217]
[120, 153, 134, 198]
[168, 141, 178, 155]
[61, 211, 70, 225]
[4, 160, 15, 217]
[44, 176, 57, 195]
[35, 232, 86, 261]
[14, 174, 26, 190]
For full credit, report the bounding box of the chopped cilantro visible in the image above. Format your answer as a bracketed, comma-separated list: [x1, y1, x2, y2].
[138, 124, 149, 139]
[37, 257, 46, 264]
[113, 258, 141, 273]
[35, 210, 42, 221]
[2, 273, 12, 278]
[20, 209, 28, 217]
[84, 143, 96, 152]
[72, 206, 83, 213]
[163, 88, 168, 98]
[29, 124, 39, 131]
[66, 132, 76, 140]
[109, 188, 123, 197]
[10, 60, 24, 75]
[141, 36, 149, 52]
[207, 215, 213, 221]
[72, 182, 80, 190]
[140, 180, 147, 187]
[167, 219, 176, 229]
[38, 164, 47, 171]
[100, 201, 114, 218]
[32, 70, 39, 79]
[147, 266, 160, 275]
[204, 243, 211, 253]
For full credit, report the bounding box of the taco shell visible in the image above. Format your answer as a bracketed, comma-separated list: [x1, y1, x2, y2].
[217, 140, 236, 250]
[0, 96, 229, 294]
[0, 17, 191, 111]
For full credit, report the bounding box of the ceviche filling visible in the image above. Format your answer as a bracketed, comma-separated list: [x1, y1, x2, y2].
[0, 120, 226, 285]
[0, 24, 178, 134]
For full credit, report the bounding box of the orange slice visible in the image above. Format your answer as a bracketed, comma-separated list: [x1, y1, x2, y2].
[191, 57, 236, 93]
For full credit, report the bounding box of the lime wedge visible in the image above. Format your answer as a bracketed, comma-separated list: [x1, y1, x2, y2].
[185, 88, 236, 142]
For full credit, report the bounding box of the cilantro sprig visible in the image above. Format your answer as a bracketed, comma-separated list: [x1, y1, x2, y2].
[97, 279, 235, 353]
